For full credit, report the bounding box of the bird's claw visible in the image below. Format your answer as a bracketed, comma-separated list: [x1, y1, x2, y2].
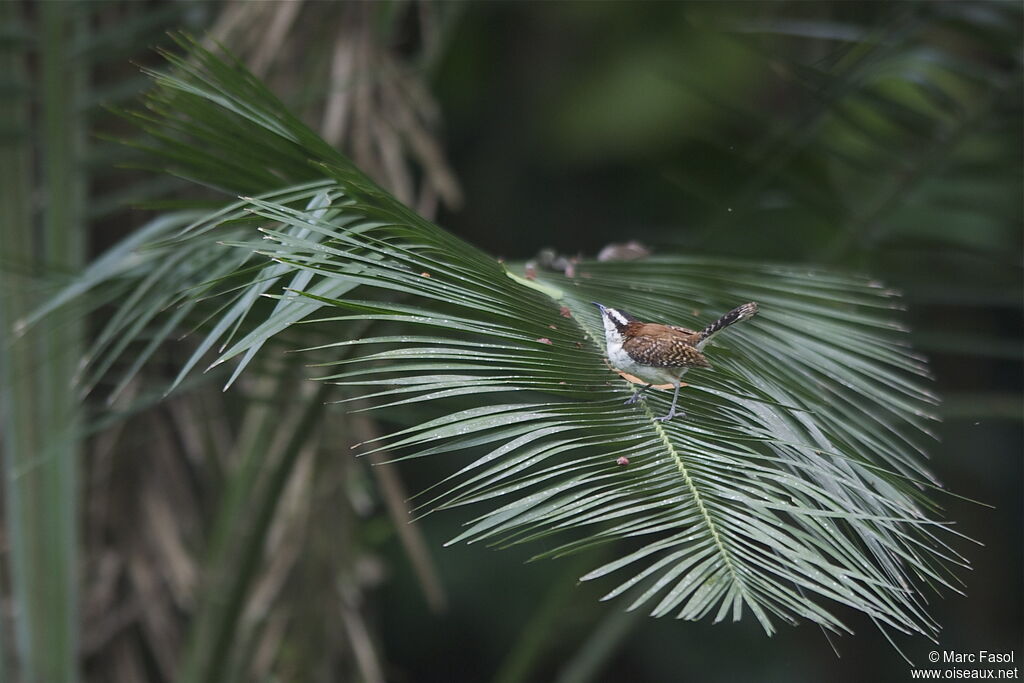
[624, 393, 641, 406]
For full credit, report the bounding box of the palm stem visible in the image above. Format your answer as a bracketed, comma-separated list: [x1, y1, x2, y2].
[179, 372, 330, 683]
[0, 3, 85, 681]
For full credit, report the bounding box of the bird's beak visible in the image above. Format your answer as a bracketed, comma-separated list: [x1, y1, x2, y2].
[591, 302, 605, 313]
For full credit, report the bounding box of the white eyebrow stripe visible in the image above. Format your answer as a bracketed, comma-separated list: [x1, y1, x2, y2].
[608, 309, 630, 326]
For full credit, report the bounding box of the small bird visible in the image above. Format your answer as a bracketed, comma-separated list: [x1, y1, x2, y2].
[593, 301, 759, 421]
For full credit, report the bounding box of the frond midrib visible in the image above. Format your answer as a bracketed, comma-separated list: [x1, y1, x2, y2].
[642, 399, 751, 611]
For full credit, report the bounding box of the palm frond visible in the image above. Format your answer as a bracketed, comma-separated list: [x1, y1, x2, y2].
[48, 37, 969, 653]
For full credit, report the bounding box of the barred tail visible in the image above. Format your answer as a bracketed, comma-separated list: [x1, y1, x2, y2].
[698, 302, 758, 344]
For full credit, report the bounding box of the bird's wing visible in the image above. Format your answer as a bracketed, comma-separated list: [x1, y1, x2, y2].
[622, 333, 710, 368]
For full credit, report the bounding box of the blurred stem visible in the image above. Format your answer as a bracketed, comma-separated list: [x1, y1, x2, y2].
[0, 5, 28, 682]
[553, 608, 645, 683]
[491, 554, 599, 683]
[0, 2, 85, 682]
[179, 373, 330, 683]
[352, 412, 447, 613]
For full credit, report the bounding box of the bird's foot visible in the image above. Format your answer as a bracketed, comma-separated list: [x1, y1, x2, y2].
[654, 409, 684, 422]
[623, 392, 641, 406]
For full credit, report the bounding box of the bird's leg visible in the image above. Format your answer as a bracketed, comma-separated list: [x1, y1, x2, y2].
[654, 381, 684, 422]
[624, 383, 654, 405]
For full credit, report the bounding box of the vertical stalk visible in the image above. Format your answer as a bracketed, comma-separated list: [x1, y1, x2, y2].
[179, 376, 329, 683]
[0, 3, 29, 678]
[0, 2, 85, 682]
